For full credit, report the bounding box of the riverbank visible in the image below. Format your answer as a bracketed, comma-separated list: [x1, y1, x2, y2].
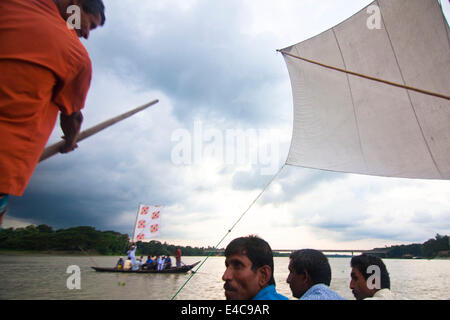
[2, 226, 448, 259]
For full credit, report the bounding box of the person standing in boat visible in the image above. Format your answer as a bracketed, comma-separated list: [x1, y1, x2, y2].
[127, 243, 137, 265]
[175, 248, 182, 267]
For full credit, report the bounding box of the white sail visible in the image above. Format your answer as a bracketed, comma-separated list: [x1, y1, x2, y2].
[132, 204, 162, 242]
[281, 0, 450, 179]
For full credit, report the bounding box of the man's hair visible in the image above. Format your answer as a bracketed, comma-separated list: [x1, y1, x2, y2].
[289, 249, 332, 286]
[81, 0, 106, 25]
[350, 254, 390, 289]
[225, 235, 275, 286]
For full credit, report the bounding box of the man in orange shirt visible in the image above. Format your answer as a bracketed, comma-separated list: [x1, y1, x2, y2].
[175, 248, 182, 267]
[0, 0, 106, 229]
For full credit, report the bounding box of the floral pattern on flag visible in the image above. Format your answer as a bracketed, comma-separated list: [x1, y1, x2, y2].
[140, 206, 149, 215]
[150, 224, 159, 233]
[133, 204, 162, 242]
[136, 233, 145, 241]
[151, 210, 160, 220]
[137, 220, 146, 229]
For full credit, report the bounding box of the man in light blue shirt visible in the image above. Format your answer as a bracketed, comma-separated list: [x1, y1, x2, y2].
[222, 235, 288, 300]
[287, 249, 345, 300]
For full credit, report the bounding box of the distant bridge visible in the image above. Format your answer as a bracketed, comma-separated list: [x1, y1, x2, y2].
[272, 249, 389, 256]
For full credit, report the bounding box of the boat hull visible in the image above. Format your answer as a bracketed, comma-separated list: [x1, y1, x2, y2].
[91, 261, 200, 274]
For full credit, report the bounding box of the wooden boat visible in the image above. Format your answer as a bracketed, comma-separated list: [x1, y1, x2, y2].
[91, 261, 200, 274]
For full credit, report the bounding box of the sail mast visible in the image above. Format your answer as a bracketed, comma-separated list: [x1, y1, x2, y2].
[131, 203, 142, 243]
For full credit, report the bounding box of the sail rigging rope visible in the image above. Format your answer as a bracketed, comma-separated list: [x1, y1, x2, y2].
[170, 164, 286, 300]
[78, 246, 99, 267]
[278, 50, 450, 101]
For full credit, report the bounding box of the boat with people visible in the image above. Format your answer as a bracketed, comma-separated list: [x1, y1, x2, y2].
[91, 204, 199, 274]
[92, 261, 200, 274]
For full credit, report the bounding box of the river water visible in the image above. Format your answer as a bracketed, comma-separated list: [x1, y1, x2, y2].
[0, 255, 448, 300]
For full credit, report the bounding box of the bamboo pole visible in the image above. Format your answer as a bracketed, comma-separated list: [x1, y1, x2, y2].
[39, 99, 159, 163]
[278, 50, 450, 101]
[131, 203, 141, 243]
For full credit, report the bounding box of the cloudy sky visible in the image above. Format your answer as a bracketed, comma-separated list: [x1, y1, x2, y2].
[5, 0, 450, 251]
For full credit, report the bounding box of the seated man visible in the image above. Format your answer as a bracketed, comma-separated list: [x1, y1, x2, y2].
[142, 256, 153, 270]
[350, 254, 394, 300]
[151, 256, 158, 270]
[154, 256, 161, 271]
[287, 249, 345, 300]
[157, 256, 165, 271]
[222, 235, 288, 300]
[115, 257, 124, 270]
[123, 257, 132, 271]
[165, 255, 172, 269]
[132, 258, 142, 271]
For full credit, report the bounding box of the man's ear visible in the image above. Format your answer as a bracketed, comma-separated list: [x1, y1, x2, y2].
[257, 265, 272, 287]
[303, 270, 313, 287]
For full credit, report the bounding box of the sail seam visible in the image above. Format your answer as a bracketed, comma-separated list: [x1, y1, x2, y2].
[331, 28, 369, 173]
[377, 0, 444, 178]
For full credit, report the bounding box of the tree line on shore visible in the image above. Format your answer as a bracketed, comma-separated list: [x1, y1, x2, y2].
[0, 225, 448, 258]
[372, 234, 449, 259]
[0, 225, 217, 256]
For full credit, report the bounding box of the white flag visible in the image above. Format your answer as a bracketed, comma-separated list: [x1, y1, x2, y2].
[133, 204, 162, 242]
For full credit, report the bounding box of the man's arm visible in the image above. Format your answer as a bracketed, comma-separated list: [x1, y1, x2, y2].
[59, 111, 83, 153]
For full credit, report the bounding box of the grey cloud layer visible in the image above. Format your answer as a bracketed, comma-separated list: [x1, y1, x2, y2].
[86, 1, 289, 126]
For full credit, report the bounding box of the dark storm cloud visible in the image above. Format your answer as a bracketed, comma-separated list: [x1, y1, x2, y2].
[85, 1, 287, 126]
[8, 113, 192, 234]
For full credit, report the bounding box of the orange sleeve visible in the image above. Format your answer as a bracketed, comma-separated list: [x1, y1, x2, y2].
[53, 58, 92, 115]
